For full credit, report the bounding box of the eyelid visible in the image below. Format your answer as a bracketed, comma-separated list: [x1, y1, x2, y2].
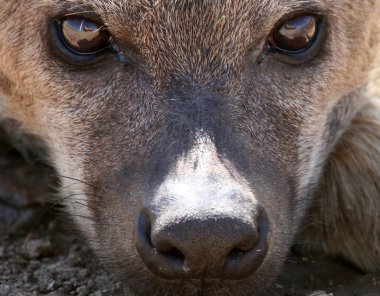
[60, 8, 104, 24]
[270, 10, 325, 37]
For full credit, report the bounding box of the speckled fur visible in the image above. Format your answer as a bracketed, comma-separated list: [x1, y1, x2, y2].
[0, 1, 380, 295]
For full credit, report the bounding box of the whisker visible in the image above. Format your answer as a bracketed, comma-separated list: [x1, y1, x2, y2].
[56, 174, 99, 189]
[75, 201, 97, 211]
[23, 192, 88, 238]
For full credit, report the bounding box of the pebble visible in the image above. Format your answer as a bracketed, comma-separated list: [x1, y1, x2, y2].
[0, 246, 5, 257]
[47, 280, 57, 291]
[47, 290, 67, 296]
[21, 238, 53, 259]
[307, 291, 333, 296]
[76, 285, 89, 296]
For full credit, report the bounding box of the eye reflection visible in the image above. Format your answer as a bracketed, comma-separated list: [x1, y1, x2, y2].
[60, 18, 111, 54]
[271, 15, 318, 53]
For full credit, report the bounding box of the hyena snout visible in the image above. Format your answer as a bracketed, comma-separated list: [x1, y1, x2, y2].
[136, 186, 270, 280]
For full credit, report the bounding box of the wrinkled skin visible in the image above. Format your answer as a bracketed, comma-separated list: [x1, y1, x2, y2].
[0, 1, 379, 295]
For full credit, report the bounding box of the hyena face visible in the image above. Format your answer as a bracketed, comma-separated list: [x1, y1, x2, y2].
[1, 0, 379, 295]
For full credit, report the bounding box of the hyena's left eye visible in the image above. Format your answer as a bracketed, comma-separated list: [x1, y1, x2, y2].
[269, 15, 319, 54]
[60, 18, 112, 54]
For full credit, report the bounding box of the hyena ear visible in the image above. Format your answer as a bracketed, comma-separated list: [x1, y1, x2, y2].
[298, 95, 380, 272]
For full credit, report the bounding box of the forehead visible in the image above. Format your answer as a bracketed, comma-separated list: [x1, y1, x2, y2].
[62, 0, 328, 26]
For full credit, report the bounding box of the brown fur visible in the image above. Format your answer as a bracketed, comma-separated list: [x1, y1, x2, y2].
[1, 1, 380, 295]
[300, 96, 380, 272]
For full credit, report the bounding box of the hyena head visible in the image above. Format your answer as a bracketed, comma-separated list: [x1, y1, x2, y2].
[1, 0, 379, 295]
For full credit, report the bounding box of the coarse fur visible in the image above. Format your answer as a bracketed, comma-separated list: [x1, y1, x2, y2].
[0, 0, 380, 295]
[299, 96, 380, 272]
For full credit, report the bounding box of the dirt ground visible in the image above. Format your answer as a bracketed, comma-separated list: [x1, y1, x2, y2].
[1, 208, 380, 296]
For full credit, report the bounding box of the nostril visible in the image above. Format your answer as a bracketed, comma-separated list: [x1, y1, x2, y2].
[229, 247, 251, 258]
[227, 235, 257, 259]
[161, 248, 185, 261]
[136, 210, 188, 279]
[222, 208, 270, 279]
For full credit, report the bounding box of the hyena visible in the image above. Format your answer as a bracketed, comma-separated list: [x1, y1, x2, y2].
[1, 0, 380, 295]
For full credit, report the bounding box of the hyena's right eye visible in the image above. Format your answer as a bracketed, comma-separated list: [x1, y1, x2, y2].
[270, 15, 318, 53]
[59, 18, 112, 54]
[266, 14, 326, 63]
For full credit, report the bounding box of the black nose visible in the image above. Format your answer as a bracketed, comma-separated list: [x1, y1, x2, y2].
[136, 206, 269, 280]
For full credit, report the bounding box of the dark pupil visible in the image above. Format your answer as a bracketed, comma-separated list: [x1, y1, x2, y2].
[61, 18, 110, 54]
[273, 16, 317, 52]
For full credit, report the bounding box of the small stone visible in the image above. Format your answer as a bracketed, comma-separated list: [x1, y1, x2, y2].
[87, 279, 95, 289]
[47, 288, 67, 296]
[23, 273, 36, 284]
[29, 260, 41, 270]
[76, 285, 89, 296]
[307, 291, 333, 296]
[21, 238, 53, 259]
[274, 283, 284, 289]
[47, 281, 57, 291]
[78, 268, 90, 278]
[62, 281, 75, 292]
[47, 290, 66, 296]
[114, 282, 122, 290]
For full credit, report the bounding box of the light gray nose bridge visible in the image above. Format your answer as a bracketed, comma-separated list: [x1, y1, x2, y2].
[152, 131, 258, 216]
[175, 132, 227, 178]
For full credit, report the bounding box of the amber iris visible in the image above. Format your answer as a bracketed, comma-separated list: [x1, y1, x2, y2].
[61, 18, 111, 54]
[271, 15, 317, 52]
